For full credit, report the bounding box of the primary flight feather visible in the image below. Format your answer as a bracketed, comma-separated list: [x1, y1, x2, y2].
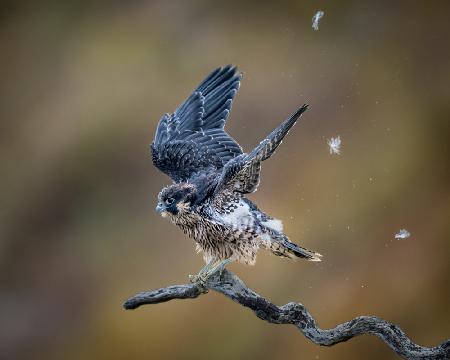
[151, 65, 321, 281]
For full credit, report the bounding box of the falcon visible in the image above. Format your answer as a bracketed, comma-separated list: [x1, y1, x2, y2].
[151, 65, 322, 282]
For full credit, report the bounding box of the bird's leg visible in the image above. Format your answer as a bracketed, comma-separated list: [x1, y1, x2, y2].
[213, 259, 232, 279]
[188, 260, 215, 284]
[190, 259, 232, 285]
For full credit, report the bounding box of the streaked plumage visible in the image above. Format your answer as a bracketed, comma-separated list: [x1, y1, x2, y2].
[152, 65, 322, 268]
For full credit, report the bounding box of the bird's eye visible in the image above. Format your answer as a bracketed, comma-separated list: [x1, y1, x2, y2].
[165, 197, 174, 205]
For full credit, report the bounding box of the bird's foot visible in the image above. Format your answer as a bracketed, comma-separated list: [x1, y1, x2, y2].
[188, 273, 211, 294]
[189, 273, 209, 288]
[189, 261, 212, 285]
[189, 259, 231, 285]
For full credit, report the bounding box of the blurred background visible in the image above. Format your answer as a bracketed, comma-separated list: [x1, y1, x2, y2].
[1, 1, 449, 359]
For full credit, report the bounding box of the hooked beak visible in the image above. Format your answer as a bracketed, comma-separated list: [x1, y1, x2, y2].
[155, 202, 165, 213]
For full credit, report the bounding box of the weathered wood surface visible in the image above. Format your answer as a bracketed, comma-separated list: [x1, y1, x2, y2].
[124, 269, 450, 360]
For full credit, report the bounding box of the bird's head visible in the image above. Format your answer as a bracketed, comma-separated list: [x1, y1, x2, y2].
[156, 183, 197, 217]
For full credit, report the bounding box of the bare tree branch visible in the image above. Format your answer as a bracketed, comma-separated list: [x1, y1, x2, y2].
[123, 269, 450, 360]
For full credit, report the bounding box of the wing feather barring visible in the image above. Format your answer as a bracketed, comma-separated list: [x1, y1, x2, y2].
[151, 65, 321, 283]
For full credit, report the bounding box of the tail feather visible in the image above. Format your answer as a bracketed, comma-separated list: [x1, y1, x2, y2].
[281, 240, 322, 262]
[263, 230, 322, 262]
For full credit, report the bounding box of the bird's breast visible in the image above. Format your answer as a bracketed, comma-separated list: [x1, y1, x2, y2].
[169, 212, 204, 238]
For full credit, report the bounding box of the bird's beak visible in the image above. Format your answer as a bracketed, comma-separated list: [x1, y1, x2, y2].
[155, 203, 165, 213]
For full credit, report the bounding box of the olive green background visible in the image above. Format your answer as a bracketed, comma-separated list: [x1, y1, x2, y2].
[1, 1, 449, 359]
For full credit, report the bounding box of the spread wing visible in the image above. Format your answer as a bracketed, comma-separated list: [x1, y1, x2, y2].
[212, 105, 308, 210]
[151, 65, 243, 182]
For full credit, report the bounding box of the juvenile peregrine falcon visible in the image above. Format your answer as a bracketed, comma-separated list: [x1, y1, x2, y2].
[151, 65, 322, 281]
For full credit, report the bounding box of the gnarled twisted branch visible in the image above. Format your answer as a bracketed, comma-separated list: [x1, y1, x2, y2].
[123, 269, 449, 360]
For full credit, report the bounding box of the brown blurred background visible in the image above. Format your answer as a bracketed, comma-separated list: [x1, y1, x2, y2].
[0, 1, 449, 359]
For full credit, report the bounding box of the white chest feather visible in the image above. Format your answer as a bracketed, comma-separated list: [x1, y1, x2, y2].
[261, 218, 283, 232]
[221, 200, 252, 228]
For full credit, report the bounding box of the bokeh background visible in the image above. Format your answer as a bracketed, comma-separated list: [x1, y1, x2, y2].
[1, 1, 449, 359]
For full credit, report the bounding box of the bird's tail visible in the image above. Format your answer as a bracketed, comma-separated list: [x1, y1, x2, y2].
[279, 239, 323, 261]
[248, 104, 308, 162]
[263, 230, 322, 262]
